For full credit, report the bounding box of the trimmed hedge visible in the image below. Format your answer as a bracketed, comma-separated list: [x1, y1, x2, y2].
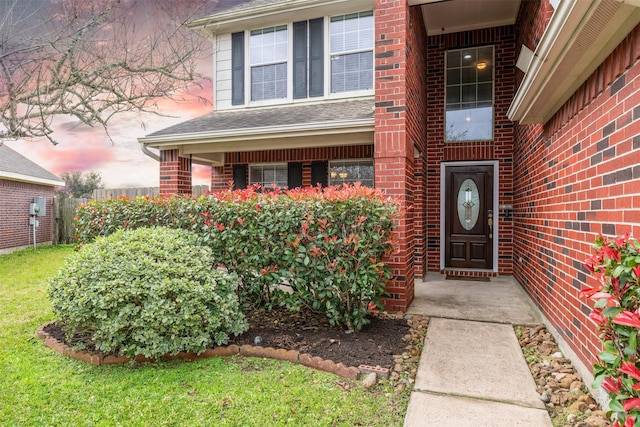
[48, 227, 248, 358]
[76, 185, 398, 330]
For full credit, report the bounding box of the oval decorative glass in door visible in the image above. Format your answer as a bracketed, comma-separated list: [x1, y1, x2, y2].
[457, 178, 480, 230]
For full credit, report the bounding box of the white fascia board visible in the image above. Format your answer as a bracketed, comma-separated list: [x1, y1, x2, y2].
[139, 119, 375, 147]
[0, 171, 65, 187]
[188, 0, 374, 36]
[509, 0, 640, 123]
[508, 0, 592, 122]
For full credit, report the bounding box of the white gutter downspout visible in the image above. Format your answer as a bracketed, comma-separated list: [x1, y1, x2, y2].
[140, 142, 160, 162]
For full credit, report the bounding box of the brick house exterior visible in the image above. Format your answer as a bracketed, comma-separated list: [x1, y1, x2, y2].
[0, 144, 64, 254]
[140, 0, 640, 371]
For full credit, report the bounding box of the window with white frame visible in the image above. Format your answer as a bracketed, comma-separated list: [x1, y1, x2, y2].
[249, 163, 288, 188]
[330, 11, 374, 93]
[250, 25, 288, 101]
[445, 46, 494, 142]
[230, 11, 374, 106]
[329, 159, 374, 187]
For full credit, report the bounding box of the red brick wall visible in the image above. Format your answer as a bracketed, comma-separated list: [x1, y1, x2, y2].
[513, 23, 640, 367]
[211, 145, 374, 190]
[373, 0, 429, 310]
[0, 179, 56, 252]
[159, 149, 193, 195]
[515, 0, 554, 55]
[425, 26, 517, 275]
[406, 4, 429, 278]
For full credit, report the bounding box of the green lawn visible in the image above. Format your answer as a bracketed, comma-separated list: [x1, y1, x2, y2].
[0, 245, 408, 426]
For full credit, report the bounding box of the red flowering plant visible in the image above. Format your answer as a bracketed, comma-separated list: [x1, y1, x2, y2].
[582, 233, 640, 426]
[74, 184, 398, 331]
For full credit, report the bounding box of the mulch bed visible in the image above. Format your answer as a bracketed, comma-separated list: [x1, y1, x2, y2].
[233, 307, 411, 369]
[42, 307, 413, 370]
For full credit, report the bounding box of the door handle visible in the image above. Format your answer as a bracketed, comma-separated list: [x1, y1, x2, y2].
[488, 210, 493, 239]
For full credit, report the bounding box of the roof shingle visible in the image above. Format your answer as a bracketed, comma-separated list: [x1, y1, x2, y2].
[0, 144, 64, 185]
[147, 98, 374, 138]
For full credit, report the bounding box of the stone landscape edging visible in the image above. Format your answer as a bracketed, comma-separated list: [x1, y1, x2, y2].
[36, 321, 388, 381]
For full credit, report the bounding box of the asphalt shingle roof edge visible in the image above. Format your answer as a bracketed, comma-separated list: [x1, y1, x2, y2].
[190, 0, 296, 24]
[0, 144, 65, 186]
[145, 98, 375, 139]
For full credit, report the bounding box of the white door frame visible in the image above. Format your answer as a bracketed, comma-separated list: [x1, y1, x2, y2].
[440, 160, 499, 272]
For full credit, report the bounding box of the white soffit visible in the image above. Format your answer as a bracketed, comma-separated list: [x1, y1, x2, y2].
[409, 0, 521, 36]
[0, 171, 64, 187]
[508, 0, 640, 124]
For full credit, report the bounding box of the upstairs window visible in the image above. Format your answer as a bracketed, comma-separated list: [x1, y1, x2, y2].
[250, 26, 288, 101]
[230, 11, 374, 107]
[445, 46, 494, 142]
[330, 11, 374, 93]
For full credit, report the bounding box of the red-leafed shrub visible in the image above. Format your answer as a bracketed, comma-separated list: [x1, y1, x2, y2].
[74, 184, 398, 331]
[582, 234, 640, 426]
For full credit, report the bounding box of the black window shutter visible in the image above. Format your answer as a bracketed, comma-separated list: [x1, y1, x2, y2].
[309, 18, 324, 98]
[231, 32, 245, 105]
[293, 21, 308, 99]
[288, 163, 303, 189]
[232, 164, 247, 190]
[311, 161, 328, 187]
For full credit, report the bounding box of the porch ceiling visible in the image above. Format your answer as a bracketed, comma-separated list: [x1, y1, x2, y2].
[408, 0, 521, 36]
[138, 98, 375, 166]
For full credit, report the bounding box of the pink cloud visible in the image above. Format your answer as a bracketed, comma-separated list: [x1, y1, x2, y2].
[7, 138, 117, 176]
[192, 164, 211, 185]
[155, 78, 213, 118]
[47, 147, 117, 174]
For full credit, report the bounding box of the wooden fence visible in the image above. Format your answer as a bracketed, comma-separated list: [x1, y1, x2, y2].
[55, 186, 210, 244]
[54, 197, 89, 244]
[93, 185, 209, 200]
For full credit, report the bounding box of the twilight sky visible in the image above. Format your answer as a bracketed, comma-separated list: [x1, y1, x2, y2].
[4, 0, 221, 189]
[6, 81, 214, 188]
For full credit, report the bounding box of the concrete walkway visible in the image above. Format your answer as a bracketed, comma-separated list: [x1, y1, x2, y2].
[403, 274, 552, 427]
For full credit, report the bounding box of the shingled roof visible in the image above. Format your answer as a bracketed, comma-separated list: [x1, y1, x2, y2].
[146, 98, 374, 139]
[194, 0, 283, 18]
[0, 144, 64, 186]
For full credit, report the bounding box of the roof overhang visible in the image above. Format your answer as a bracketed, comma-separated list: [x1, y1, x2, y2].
[408, 0, 521, 36]
[508, 0, 640, 124]
[139, 119, 374, 166]
[188, 0, 374, 37]
[0, 171, 64, 187]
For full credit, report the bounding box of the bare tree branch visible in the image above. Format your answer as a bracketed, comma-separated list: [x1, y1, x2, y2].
[0, 0, 211, 145]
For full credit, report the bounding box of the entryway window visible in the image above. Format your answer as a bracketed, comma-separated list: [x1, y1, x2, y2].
[445, 46, 494, 142]
[328, 159, 374, 187]
[249, 163, 288, 188]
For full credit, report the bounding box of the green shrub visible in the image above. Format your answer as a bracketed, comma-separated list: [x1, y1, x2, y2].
[48, 227, 248, 359]
[74, 185, 398, 331]
[582, 233, 640, 426]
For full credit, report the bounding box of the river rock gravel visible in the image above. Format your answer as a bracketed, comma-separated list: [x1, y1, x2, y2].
[517, 325, 611, 427]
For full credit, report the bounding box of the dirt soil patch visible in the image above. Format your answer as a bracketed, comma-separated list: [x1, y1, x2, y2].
[232, 307, 411, 369]
[43, 307, 420, 371]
